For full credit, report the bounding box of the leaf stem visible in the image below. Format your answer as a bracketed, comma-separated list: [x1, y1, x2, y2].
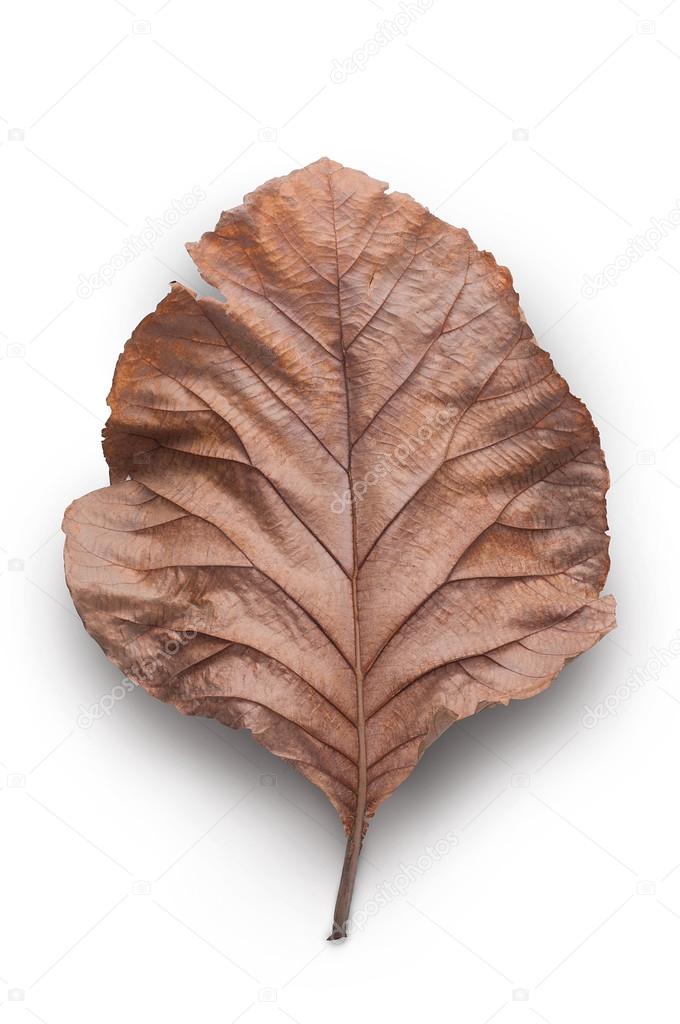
[328, 819, 367, 940]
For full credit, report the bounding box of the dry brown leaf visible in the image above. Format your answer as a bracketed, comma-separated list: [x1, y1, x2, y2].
[63, 157, 615, 938]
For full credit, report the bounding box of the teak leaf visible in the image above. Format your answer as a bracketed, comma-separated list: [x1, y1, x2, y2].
[63, 158, 615, 938]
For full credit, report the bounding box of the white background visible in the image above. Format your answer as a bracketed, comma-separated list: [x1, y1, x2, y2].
[2, 0, 680, 1020]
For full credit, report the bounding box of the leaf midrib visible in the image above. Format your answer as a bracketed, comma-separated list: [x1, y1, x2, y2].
[327, 168, 368, 835]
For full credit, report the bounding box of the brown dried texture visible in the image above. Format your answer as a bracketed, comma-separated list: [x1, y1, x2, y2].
[63, 158, 615, 937]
